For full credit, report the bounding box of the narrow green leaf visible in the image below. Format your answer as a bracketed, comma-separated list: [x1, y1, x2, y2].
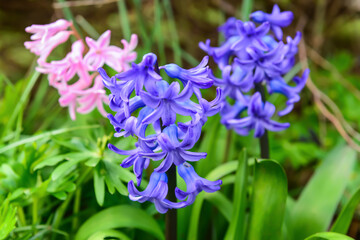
[289, 144, 357, 240]
[187, 160, 238, 240]
[33, 152, 93, 170]
[240, 0, 253, 20]
[1, 71, 40, 139]
[225, 149, 248, 240]
[117, 0, 131, 40]
[205, 161, 238, 180]
[162, 0, 181, 64]
[94, 166, 105, 206]
[0, 197, 17, 240]
[204, 191, 232, 222]
[88, 229, 130, 240]
[75, 205, 164, 240]
[247, 160, 287, 240]
[0, 125, 99, 154]
[331, 187, 360, 234]
[51, 154, 91, 181]
[305, 232, 354, 240]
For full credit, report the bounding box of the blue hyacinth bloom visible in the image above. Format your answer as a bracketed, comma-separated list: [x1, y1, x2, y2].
[227, 92, 290, 137]
[175, 163, 222, 204]
[128, 171, 186, 213]
[99, 53, 222, 213]
[251, 4, 294, 40]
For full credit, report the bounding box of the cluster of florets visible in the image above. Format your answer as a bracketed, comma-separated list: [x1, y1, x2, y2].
[200, 5, 309, 137]
[98, 53, 222, 213]
[25, 19, 138, 119]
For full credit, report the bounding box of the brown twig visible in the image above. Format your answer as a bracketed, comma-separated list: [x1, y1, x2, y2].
[298, 37, 360, 152]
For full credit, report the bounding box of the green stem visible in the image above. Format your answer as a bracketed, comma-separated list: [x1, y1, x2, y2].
[254, 83, 269, 159]
[72, 187, 81, 230]
[52, 167, 92, 230]
[165, 165, 177, 240]
[32, 197, 38, 226]
[17, 207, 27, 227]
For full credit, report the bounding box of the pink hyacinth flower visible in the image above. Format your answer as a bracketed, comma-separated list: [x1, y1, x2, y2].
[76, 75, 109, 116]
[84, 31, 138, 72]
[25, 19, 73, 62]
[118, 34, 138, 72]
[37, 40, 91, 88]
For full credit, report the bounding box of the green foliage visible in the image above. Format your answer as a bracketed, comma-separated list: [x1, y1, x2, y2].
[305, 232, 354, 240]
[288, 144, 356, 240]
[0, 197, 17, 240]
[247, 160, 287, 240]
[75, 205, 164, 240]
[331, 187, 360, 234]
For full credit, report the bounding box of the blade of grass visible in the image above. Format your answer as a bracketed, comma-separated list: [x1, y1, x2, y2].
[75, 15, 100, 39]
[117, 0, 131, 40]
[1, 71, 40, 140]
[225, 149, 248, 240]
[331, 187, 360, 234]
[133, 0, 152, 53]
[0, 125, 99, 154]
[153, 0, 166, 65]
[240, 0, 253, 20]
[162, 0, 182, 64]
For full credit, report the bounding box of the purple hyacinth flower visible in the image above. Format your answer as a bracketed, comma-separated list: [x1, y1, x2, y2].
[140, 81, 197, 126]
[146, 125, 207, 173]
[231, 20, 270, 51]
[227, 92, 290, 137]
[284, 31, 302, 58]
[114, 53, 162, 96]
[220, 99, 248, 127]
[107, 96, 145, 132]
[109, 134, 161, 186]
[235, 43, 286, 83]
[269, 69, 309, 116]
[128, 171, 186, 213]
[199, 36, 239, 70]
[161, 56, 213, 92]
[218, 17, 238, 39]
[250, 4, 294, 40]
[175, 162, 222, 204]
[210, 65, 253, 102]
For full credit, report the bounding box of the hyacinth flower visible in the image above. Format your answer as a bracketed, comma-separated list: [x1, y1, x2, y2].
[25, 19, 138, 120]
[99, 53, 222, 213]
[200, 5, 309, 144]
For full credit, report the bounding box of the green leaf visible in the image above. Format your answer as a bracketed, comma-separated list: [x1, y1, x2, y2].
[0, 197, 17, 240]
[0, 125, 99, 154]
[103, 160, 129, 196]
[88, 229, 130, 240]
[33, 152, 92, 170]
[289, 144, 357, 240]
[305, 232, 354, 240]
[75, 205, 164, 240]
[225, 149, 248, 240]
[247, 160, 287, 240]
[94, 166, 105, 206]
[187, 160, 238, 240]
[331, 187, 360, 234]
[51, 153, 93, 181]
[204, 191, 232, 222]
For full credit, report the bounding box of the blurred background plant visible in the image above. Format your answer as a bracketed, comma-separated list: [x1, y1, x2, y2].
[1, 0, 360, 239]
